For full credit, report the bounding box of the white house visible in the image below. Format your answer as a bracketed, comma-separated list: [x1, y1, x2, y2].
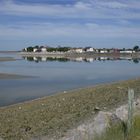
[95, 49, 99, 53]
[85, 47, 94, 52]
[33, 48, 38, 52]
[100, 50, 108, 53]
[75, 48, 83, 53]
[120, 50, 135, 54]
[23, 48, 27, 52]
[41, 47, 47, 52]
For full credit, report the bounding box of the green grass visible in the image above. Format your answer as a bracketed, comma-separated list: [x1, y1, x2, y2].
[94, 115, 140, 140]
[0, 78, 140, 139]
[130, 115, 140, 140]
[94, 123, 125, 140]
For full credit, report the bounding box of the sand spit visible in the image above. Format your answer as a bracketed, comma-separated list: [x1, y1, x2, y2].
[0, 57, 16, 62]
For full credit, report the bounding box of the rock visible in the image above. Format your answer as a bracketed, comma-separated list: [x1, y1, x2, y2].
[110, 114, 122, 125]
[103, 107, 107, 110]
[115, 105, 128, 121]
[77, 124, 87, 133]
[136, 102, 139, 106]
[135, 99, 140, 107]
[94, 106, 100, 112]
[25, 126, 31, 132]
[18, 106, 22, 110]
[60, 111, 115, 140]
[93, 111, 111, 135]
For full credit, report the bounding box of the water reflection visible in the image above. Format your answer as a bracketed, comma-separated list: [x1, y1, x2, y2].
[23, 56, 140, 64]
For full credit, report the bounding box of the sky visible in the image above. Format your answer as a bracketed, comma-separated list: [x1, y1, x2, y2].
[0, 0, 140, 50]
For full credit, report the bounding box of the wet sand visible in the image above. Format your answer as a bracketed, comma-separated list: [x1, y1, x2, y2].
[0, 73, 31, 79]
[0, 57, 16, 62]
[0, 57, 30, 79]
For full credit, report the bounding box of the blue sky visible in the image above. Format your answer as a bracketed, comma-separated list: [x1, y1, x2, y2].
[0, 0, 140, 50]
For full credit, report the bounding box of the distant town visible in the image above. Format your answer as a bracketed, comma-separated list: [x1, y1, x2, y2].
[22, 45, 140, 54]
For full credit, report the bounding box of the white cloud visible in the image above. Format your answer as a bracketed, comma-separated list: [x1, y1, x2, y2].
[74, 1, 91, 10]
[0, 0, 140, 49]
[0, 0, 140, 19]
[96, 1, 128, 9]
[0, 22, 139, 40]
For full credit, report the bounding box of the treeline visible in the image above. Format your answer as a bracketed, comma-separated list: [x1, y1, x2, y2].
[133, 45, 140, 52]
[47, 47, 70, 52]
[22, 45, 71, 52]
[22, 45, 140, 53]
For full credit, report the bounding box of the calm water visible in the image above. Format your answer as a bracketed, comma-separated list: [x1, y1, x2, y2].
[0, 53, 140, 107]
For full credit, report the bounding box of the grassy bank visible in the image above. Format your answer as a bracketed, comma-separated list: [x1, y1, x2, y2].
[0, 78, 140, 139]
[94, 115, 140, 140]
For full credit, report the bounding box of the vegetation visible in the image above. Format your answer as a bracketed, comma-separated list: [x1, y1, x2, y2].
[94, 122, 125, 140]
[26, 47, 33, 52]
[44, 47, 70, 52]
[22, 46, 71, 53]
[94, 115, 140, 140]
[133, 46, 139, 52]
[0, 78, 140, 139]
[22, 45, 140, 53]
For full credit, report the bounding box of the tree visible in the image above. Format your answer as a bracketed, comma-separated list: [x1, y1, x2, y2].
[57, 47, 70, 52]
[27, 47, 33, 52]
[34, 45, 39, 49]
[47, 47, 56, 52]
[133, 58, 139, 64]
[123, 48, 125, 51]
[133, 45, 139, 52]
[22, 48, 26, 52]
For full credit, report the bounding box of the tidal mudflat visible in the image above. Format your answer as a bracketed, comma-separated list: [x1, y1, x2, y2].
[0, 57, 30, 79]
[0, 57, 16, 62]
[0, 73, 31, 79]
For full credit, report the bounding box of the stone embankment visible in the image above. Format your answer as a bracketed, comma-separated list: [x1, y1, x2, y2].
[19, 52, 140, 59]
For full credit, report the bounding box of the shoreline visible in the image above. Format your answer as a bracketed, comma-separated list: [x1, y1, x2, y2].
[0, 57, 32, 79]
[1, 77, 139, 109]
[0, 57, 16, 62]
[19, 52, 140, 58]
[0, 73, 33, 79]
[0, 78, 140, 139]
